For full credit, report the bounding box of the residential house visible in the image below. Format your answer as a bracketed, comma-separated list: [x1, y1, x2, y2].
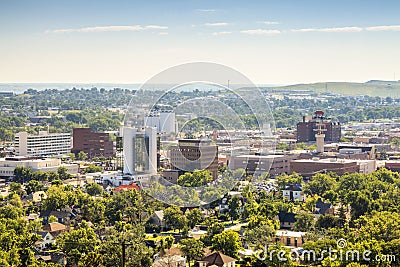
[197, 251, 236, 267]
[23, 191, 47, 204]
[278, 211, 296, 229]
[40, 210, 73, 225]
[148, 210, 165, 228]
[42, 222, 67, 237]
[315, 198, 334, 215]
[154, 247, 186, 267]
[153, 255, 186, 267]
[34, 231, 56, 250]
[35, 252, 66, 266]
[275, 230, 306, 248]
[282, 184, 305, 202]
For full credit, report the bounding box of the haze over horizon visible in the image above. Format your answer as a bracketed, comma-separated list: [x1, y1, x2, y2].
[1, 0, 400, 84]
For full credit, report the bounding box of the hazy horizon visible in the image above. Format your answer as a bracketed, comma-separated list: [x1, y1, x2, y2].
[1, 0, 400, 84]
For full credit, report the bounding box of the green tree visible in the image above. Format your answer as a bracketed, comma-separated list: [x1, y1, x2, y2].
[292, 211, 315, 232]
[186, 208, 204, 228]
[48, 215, 58, 223]
[57, 166, 72, 180]
[211, 230, 242, 259]
[77, 151, 88, 161]
[9, 182, 24, 196]
[85, 164, 102, 173]
[25, 180, 44, 195]
[57, 225, 100, 266]
[163, 206, 187, 232]
[85, 182, 103, 196]
[177, 170, 213, 187]
[304, 173, 337, 196]
[179, 238, 204, 267]
[78, 251, 104, 267]
[227, 196, 241, 223]
[99, 224, 153, 267]
[245, 220, 276, 248]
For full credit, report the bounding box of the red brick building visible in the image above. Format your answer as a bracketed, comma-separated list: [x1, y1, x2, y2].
[72, 128, 114, 158]
[297, 111, 341, 142]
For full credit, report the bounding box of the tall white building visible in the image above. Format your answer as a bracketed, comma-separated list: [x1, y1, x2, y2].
[122, 126, 157, 175]
[145, 111, 176, 134]
[15, 131, 71, 157]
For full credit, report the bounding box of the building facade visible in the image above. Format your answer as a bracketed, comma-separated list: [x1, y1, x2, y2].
[122, 126, 157, 175]
[15, 131, 71, 157]
[297, 111, 341, 143]
[145, 111, 176, 134]
[230, 154, 298, 177]
[72, 128, 114, 158]
[0, 156, 78, 178]
[169, 139, 218, 179]
[290, 158, 360, 177]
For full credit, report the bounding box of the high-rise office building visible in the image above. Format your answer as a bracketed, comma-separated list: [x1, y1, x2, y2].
[72, 128, 115, 158]
[15, 131, 71, 157]
[145, 111, 176, 134]
[169, 139, 218, 179]
[122, 126, 157, 175]
[297, 111, 341, 143]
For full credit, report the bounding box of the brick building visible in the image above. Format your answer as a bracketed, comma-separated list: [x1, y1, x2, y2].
[72, 128, 114, 158]
[290, 158, 360, 177]
[169, 139, 218, 179]
[297, 111, 341, 142]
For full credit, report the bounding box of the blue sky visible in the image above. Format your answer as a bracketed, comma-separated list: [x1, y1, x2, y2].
[1, 0, 400, 84]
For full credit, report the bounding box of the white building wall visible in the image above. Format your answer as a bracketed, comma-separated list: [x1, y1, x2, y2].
[122, 127, 136, 174]
[122, 126, 157, 175]
[159, 112, 176, 134]
[15, 131, 71, 157]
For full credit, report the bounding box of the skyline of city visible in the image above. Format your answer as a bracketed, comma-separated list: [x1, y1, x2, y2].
[1, 0, 400, 84]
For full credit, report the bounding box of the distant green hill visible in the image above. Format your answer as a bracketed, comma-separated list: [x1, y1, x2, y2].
[264, 80, 400, 97]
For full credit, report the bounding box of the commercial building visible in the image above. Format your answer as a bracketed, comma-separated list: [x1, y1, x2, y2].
[169, 139, 218, 179]
[229, 154, 298, 177]
[0, 156, 78, 178]
[290, 158, 375, 177]
[15, 131, 71, 157]
[122, 126, 157, 175]
[297, 110, 341, 143]
[385, 161, 400, 172]
[72, 128, 114, 158]
[145, 111, 176, 134]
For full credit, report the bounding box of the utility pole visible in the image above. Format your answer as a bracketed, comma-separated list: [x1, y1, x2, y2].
[115, 240, 132, 267]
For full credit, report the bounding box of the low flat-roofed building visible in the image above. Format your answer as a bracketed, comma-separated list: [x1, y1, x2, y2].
[0, 156, 78, 177]
[230, 154, 297, 177]
[290, 158, 360, 177]
[385, 161, 400, 172]
[275, 230, 307, 248]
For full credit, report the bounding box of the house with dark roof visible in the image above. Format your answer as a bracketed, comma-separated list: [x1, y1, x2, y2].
[148, 210, 164, 227]
[282, 184, 305, 201]
[40, 210, 74, 225]
[35, 252, 66, 266]
[315, 198, 334, 215]
[197, 251, 236, 267]
[277, 211, 297, 229]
